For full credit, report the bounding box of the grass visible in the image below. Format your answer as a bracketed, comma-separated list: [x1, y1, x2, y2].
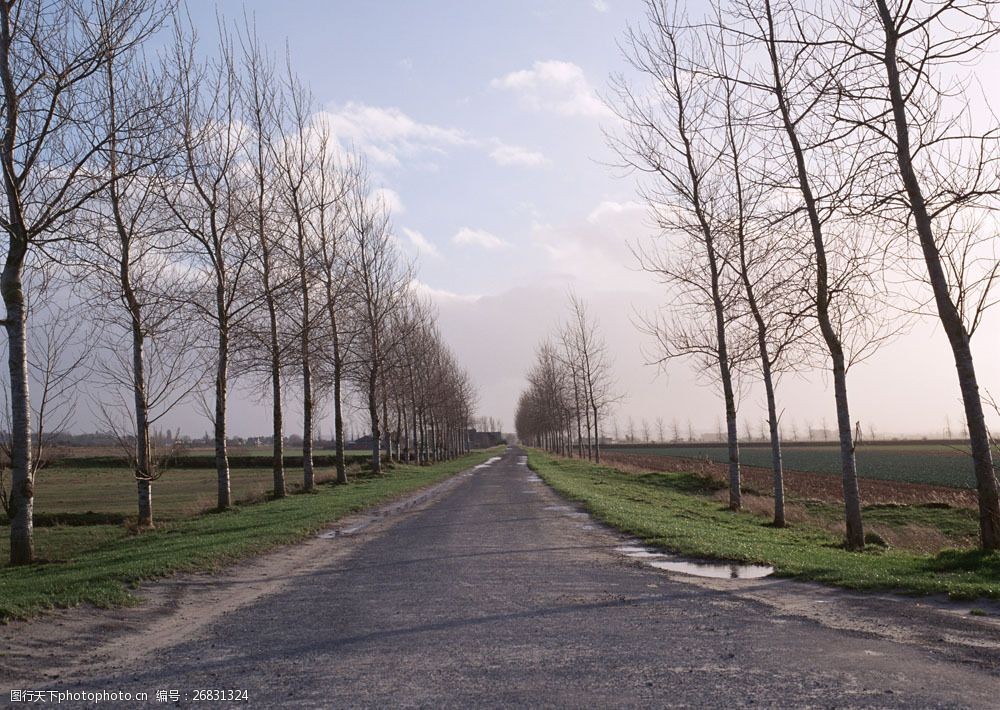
[0, 449, 501, 620]
[614, 444, 978, 488]
[24, 466, 334, 522]
[529, 450, 1000, 600]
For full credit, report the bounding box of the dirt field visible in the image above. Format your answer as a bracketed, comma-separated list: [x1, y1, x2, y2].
[603, 452, 979, 508]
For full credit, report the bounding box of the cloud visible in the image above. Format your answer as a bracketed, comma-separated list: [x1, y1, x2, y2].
[489, 143, 552, 168]
[409, 279, 481, 303]
[490, 60, 611, 118]
[374, 187, 405, 214]
[398, 58, 413, 71]
[320, 102, 552, 173]
[530, 198, 657, 292]
[586, 199, 644, 224]
[321, 102, 473, 166]
[401, 227, 441, 258]
[453, 227, 510, 250]
[592, 0, 610, 12]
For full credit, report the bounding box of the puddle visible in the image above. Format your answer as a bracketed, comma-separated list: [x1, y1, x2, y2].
[648, 559, 774, 579]
[544, 505, 573, 512]
[616, 544, 773, 579]
[474, 456, 502, 470]
[318, 524, 364, 539]
[517, 456, 528, 465]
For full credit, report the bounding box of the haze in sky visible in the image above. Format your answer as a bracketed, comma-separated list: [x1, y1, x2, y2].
[157, 0, 1000, 441]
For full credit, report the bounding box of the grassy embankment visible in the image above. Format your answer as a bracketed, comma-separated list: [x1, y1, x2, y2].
[529, 450, 1000, 600]
[0, 449, 500, 620]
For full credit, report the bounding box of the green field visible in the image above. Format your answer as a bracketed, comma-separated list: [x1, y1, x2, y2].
[612, 444, 978, 489]
[0, 449, 501, 619]
[530, 450, 999, 600]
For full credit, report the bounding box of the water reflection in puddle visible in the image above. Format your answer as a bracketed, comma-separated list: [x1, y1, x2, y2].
[474, 456, 502, 470]
[615, 544, 773, 579]
[648, 559, 774, 579]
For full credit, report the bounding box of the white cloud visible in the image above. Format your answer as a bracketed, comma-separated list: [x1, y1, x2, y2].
[592, 0, 610, 12]
[398, 57, 413, 71]
[491, 60, 611, 118]
[530, 198, 657, 292]
[409, 279, 481, 303]
[374, 187, 405, 214]
[586, 199, 644, 224]
[320, 101, 551, 173]
[489, 143, 551, 168]
[321, 102, 473, 166]
[453, 227, 510, 250]
[401, 227, 441, 258]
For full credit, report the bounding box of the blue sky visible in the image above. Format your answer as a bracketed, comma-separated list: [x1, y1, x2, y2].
[191, 0, 646, 297]
[171, 0, 997, 439]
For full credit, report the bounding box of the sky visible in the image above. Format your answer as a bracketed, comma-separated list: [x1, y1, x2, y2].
[151, 0, 1000, 441]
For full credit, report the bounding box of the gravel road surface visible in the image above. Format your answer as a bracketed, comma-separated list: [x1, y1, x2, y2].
[18, 446, 1000, 708]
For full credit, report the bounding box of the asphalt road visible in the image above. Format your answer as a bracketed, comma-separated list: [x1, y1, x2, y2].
[65, 446, 999, 708]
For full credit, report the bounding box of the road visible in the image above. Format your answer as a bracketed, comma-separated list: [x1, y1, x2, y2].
[19, 446, 1000, 707]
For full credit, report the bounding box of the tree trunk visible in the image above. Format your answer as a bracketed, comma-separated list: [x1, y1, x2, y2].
[215, 284, 232, 510]
[368, 369, 381, 474]
[267, 294, 285, 498]
[762, 359, 785, 528]
[327, 294, 347, 484]
[131, 311, 153, 528]
[3, 245, 33, 564]
[300, 249, 314, 492]
[875, 0, 1000, 550]
[591, 404, 601, 464]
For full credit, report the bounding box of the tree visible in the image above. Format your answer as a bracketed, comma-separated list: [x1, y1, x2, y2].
[844, 0, 1000, 550]
[236, 18, 290, 499]
[730, 0, 883, 548]
[612, 7, 744, 509]
[565, 294, 614, 462]
[275, 63, 321, 491]
[0, 0, 167, 564]
[344, 163, 409, 474]
[309, 124, 352, 482]
[165, 21, 254, 510]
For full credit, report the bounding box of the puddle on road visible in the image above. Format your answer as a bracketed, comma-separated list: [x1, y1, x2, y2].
[648, 559, 774, 579]
[517, 456, 528, 466]
[318, 524, 364, 539]
[615, 544, 774, 580]
[474, 456, 503, 470]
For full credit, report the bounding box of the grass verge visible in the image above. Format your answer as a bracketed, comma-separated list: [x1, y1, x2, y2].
[528, 450, 999, 600]
[0, 449, 501, 620]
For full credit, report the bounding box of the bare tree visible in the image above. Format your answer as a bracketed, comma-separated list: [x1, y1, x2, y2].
[728, 0, 887, 548]
[0, 0, 167, 563]
[274, 62, 321, 490]
[612, 7, 744, 508]
[839, 0, 1000, 550]
[309, 124, 352, 483]
[236, 18, 291, 499]
[165, 20, 254, 510]
[344, 162, 410, 474]
[566, 294, 614, 462]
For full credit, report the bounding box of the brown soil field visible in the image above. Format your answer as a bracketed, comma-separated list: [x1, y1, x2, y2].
[603, 452, 979, 509]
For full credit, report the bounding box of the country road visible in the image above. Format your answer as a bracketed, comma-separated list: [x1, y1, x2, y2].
[7, 446, 1000, 708]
